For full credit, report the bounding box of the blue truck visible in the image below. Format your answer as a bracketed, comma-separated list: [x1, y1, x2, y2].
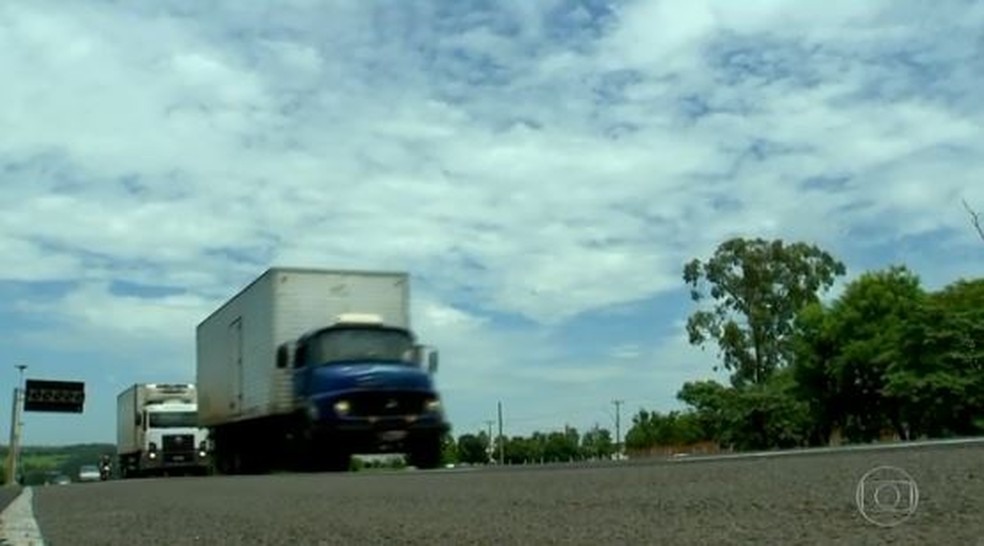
[195, 267, 448, 474]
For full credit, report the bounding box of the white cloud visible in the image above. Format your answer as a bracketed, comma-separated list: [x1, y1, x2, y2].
[610, 344, 642, 360]
[2, 0, 983, 443]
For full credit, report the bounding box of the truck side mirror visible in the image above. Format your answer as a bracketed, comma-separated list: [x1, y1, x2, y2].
[276, 344, 290, 369]
[427, 350, 439, 374]
[135, 414, 142, 426]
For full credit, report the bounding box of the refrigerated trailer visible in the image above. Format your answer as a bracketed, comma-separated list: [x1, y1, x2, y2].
[116, 383, 211, 478]
[196, 267, 448, 474]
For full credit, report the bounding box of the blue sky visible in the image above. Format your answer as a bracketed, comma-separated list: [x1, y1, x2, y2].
[1, 0, 983, 445]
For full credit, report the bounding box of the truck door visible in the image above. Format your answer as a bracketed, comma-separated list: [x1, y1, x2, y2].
[228, 318, 244, 414]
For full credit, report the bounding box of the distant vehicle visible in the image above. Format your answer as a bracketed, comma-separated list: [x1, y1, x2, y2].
[117, 383, 211, 478]
[78, 465, 100, 482]
[196, 267, 448, 475]
[50, 475, 71, 486]
[99, 455, 112, 480]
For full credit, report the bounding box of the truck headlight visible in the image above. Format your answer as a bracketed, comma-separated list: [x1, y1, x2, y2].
[333, 400, 350, 416]
[424, 399, 441, 413]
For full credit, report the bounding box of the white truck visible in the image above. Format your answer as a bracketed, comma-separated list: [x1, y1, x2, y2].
[116, 383, 211, 478]
[196, 267, 448, 474]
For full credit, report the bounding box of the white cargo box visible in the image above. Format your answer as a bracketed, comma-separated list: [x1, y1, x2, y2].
[195, 268, 411, 427]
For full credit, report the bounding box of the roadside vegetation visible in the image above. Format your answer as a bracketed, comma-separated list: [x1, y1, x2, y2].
[446, 230, 984, 465]
[0, 443, 114, 485]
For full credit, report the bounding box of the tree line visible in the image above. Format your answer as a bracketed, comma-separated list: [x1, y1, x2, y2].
[629, 235, 983, 453]
[446, 227, 981, 462]
[442, 424, 619, 465]
[445, 206, 982, 462]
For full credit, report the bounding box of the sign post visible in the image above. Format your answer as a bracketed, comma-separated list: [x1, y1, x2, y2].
[3, 378, 86, 485]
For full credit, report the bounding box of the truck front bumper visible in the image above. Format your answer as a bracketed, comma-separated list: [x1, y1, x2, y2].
[315, 415, 449, 452]
[143, 450, 211, 469]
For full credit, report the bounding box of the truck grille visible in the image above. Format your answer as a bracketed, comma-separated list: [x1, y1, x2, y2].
[162, 434, 195, 453]
[348, 392, 426, 417]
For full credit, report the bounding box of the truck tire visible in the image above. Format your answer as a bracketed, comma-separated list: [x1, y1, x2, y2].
[407, 436, 443, 469]
[306, 436, 350, 473]
[321, 450, 351, 472]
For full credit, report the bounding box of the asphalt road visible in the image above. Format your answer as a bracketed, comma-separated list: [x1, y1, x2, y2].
[24, 442, 984, 545]
[0, 487, 20, 514]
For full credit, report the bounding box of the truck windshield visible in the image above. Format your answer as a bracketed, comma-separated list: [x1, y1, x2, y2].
[309, 328, 414, 365]
[148, 411, 198, 428]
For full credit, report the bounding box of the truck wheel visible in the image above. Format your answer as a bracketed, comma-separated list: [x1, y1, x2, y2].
[309, 439, 349, 473]
[407, 437, 443, 470]
[323, 451, 351, 473]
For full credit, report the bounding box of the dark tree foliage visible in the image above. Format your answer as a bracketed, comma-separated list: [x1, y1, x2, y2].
[457, 426, 615, 465]
[624, 409, 704, 450]
[813, 266, 923, 443]
[456, 432, 489, 465]
[888, 278, 984, 438]
[580, 425, 615, 459]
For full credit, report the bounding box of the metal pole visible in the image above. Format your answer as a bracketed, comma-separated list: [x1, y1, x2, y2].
[7, 365, 26, 485]
[5, 388, 17, 486]
[484, 420, 494, 463]
[12, 388, 24, 485]
[497, 401, 504, 465]
[613, 399, 623, 458]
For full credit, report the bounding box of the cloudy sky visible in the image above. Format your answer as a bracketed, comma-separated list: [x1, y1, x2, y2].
[2, 0, 983, 446]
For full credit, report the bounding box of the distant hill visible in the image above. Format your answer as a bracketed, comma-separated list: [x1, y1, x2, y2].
[0, 443, 115, 485]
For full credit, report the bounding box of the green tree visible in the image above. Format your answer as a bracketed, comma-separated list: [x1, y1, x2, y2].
[684, 237, 846, 387]
[624, 410, 655, 451]
[440, 431, 458, 465]
[887, 278, 984, 438]
[580, 425, 614, 459]
[625, 409, 708, 451]
[735, 368, 812, 449]
[818, 266, 924, 443]
[503, 435, 533, 464]
[790, 302, 841, 445]
[676, 380, 735, 442]
[543, 427, 580, 462]
[456, 433, 489, 464]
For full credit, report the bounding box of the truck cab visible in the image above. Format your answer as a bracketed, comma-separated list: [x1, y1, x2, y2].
[118, 383, 212, 478]
[139, 400, 210, 472]
[280, 313, 447, 469]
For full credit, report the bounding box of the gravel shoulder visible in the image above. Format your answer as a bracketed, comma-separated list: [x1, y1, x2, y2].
[33, 443, 984, 545]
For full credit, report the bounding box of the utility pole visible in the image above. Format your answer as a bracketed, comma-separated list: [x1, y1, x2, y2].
[613, 399, 624, 459]
[483, 420, 494, 463]
[497, 401, 504, 465]
[6, 365, 27, 486]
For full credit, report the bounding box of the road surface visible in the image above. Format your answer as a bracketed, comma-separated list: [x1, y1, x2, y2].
[6, 440, 983, 545]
